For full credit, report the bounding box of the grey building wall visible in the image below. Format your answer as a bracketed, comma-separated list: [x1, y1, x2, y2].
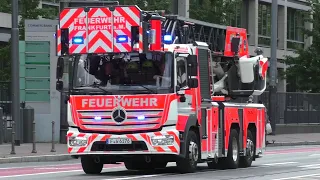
[245, 0, 311, 92]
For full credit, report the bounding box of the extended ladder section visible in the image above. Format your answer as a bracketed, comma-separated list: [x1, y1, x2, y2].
[163, 15, 267, 98]
[163, 15, 249, 58]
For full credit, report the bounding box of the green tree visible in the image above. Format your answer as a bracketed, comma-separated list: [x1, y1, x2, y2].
[19, 0, 55, 40]
[123, 0, 171, 12]
[190, 0, 242, 25]
[0, 0, 11, 13]
[0, 0, 55, 81]
[123, 0, 241, 26]
[284, 0, 319, 92]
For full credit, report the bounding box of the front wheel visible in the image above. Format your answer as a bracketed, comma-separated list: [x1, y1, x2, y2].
[176, 130, 200, 173]
[81, 156, 103, 174]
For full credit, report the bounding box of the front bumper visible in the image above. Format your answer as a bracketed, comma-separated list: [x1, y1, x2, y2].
[67, 128, 180, 155]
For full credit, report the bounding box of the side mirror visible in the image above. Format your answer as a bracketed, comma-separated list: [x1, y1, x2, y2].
[56, 57, 64, 80]
[231, 36, 240, 54]
[187, 55, 198, 76]
[188, 78, 198, 88]
[56, 80, 63, 91]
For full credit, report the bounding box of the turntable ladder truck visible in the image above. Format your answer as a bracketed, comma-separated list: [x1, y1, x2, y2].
[55, 1, 268, 174]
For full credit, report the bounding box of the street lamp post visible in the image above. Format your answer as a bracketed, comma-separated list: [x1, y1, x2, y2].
[11, 0, 20, 144]
[269, 0, 278, 134]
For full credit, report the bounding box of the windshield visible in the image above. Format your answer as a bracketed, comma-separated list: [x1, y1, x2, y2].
[72, 52, 173, 94]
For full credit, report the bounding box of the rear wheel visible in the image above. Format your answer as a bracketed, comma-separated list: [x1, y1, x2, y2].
[176, 130, 200, 173]
[81, 156, 103, 174]
[240, 130, 255, 168]
[224, 129, 240, 169]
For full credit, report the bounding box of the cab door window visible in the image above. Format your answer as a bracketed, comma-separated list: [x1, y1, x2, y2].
[176, 57, 187, 88]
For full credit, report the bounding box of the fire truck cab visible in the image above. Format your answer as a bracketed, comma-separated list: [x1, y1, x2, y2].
[55, 1, 268, 174]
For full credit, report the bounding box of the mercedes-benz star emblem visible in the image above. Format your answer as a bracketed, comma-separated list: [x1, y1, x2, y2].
[111, 108, 127, 123]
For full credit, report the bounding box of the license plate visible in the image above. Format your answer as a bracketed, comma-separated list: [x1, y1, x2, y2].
[106, 138, 132, 144]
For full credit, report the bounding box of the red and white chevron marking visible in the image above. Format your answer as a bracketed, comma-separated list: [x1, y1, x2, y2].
[87, 7, 112, 53]
[58, 6, 141, 54]
[60, 8, 87, 54]
[67, 130, 180, 154]
[112, 6, 140, 53]
[56, 25, 61, 56]
[139, 23, 143, 53]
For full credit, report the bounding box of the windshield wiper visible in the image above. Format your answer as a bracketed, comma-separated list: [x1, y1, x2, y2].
[123, 83, 157, 94]
[77, 82, 112, 95]
[91, 82, 113, 94]
[138, 84, 157, 94]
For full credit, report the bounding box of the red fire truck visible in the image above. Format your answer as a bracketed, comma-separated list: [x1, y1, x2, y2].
[55, 1, 268, 174]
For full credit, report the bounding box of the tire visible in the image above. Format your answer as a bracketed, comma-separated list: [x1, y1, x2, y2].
[81, 156, 103, 174]
[224, 129, 240, 169]
[240, 130, 255, 168]
[176, 130, 200, 173]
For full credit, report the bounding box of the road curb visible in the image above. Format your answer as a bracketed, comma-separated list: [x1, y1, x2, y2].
[0, 154, 73, 164]
[266, 141, 320, 147]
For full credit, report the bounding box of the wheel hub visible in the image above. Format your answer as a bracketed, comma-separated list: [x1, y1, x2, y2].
[246, 139, 254, 157]
[232, 137, 238, 161]
[189, 140, 198, 164]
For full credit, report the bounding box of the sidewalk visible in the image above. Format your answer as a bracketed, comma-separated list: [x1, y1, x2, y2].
[0, 143, 72, 164]
[266, 133, 320, 147]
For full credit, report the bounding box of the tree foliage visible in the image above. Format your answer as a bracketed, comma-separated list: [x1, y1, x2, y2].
[0, 0, 55, 81]
[123, 0, 171, 12]
[123, 0, 241, 25]
[189, 0, 241, 25]
[284, 0, 320, 92]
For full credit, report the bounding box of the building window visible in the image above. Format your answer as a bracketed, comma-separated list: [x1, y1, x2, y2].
[258, 3, 271, 46]
[287, 8, 305, 50]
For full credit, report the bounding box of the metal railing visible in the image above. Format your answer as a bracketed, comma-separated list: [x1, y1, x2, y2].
[236, 92, 320, 124]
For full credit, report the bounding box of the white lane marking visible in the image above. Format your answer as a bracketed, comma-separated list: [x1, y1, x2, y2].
[272, 173, 320, 180]
[299, 163, 320, 170]
[0, 163, 80, 170]
[102, 174, 163, 180]
[0, 167, 120, 179]
[262, 162, 298, 166]
[299, 163, 320, 168]
[309, 154, 320, 157]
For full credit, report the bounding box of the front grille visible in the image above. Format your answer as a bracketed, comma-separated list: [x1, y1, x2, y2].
[91, 141, 148, 151]
[77, 109, 163, 131]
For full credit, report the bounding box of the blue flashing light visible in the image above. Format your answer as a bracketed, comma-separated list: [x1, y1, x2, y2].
[94, 116, 102, 121]
[163, 35, 173, 44]
[137, 115, 145, 120]
[116, 35, 128, 43]
[72, 36, 84, 44]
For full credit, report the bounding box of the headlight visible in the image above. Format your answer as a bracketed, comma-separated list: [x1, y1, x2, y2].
[151, 135, 174, 146]
[68, 136, 88, 147]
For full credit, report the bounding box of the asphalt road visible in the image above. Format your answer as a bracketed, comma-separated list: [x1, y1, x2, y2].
[1, 145, 320, 180]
